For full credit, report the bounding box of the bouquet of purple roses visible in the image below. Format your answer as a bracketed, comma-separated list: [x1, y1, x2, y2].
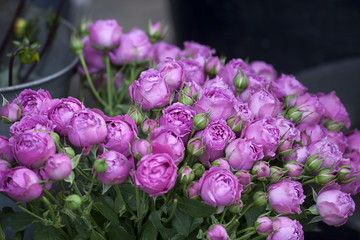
[0, 18, 359, 240]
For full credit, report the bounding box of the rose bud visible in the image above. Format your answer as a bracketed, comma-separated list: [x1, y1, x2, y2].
[308, 139, 342, 170]
[129, 69, 171, 111]
[187, 182, 200, 199]
[0, 136, 15, 163]
[35, 168, 52, 191]
[268, 166, 284, 182]
[268, 179, 305, 215]
[229, 199, 243, 214]
[211, 158, 231, 170]
[103, 114, 138, 157]
[225, 138, 264, 171]
[316, 183, 355, 226]
[206, 224, 229, 240]
[285, 106, 303, 123]
[11, 130, 56, 168]
[133, 153, 178, 196]
[44, 153, 72, 181]
[253, 191, 268, 207]
[192, 112, 210, 130]
[147, 21, 165, 42]
[179, 166, 195, 184]
[337, 166, 352, 183]
[87, 19, 122, 49]
[142, 119, 157, 135]
[256, 216, 273, 235]
[96, 151, 131, 185]
[178, 91, 194, 106]
[235, 170, 252, 186]
[192, 163, 205, 178]
[233, 71, 248, 93]
[267, 217, 304, 240]
[248, 89, 282, 118]
[64, 146, 76, 159]
[1, 102, 20, 123]
[151, 41, 181, 64]
[206, 56, 222, 77]
[199, 167, 242, 207]
[275, 74, 307, 97]
[131, 139, 151, 159]
[1, 167, 42, 202]
[65, 194, 82, 210]
[187, 137, 205, 157]
[284, 161, 303, 178]
[282, 145, 309, 165]
[48, 97, 85, 137]
[251, 161, 270, 181]
[226, 115, 243, 133]
[68, 109, 107, 148]
[70, 33, 84, 55]
[0, 159, 10, 175]
[314, 169, 336, 185]
[157, 57, 185, 92]
[127, 107, 144, 126]
[290, 93, 325, 126]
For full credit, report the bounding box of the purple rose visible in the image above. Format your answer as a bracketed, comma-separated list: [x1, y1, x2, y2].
[282, 145, 309, 165]
[308, 139, 342, 170]
[110, 28, 151, 64]
[236, 170, 252, 186]
[182, 58, 205, 85]
[129, 69, 171, 111]
[149, 126, 185, 165]
[68, 109, 107, 147]
[317, 91, 350, 128]
[290, 93, 325, 126]
[243, 118, 280, 158]
[77, 37, 105, 75]
[340, 152, 360, 195]
[199, 167, 242, 207]
[187, 182, 200, 199]
[299, 124, 328, 146]
[0, 136, 14, 163]
[248, 89, 282, 118]
[133, 153, 177, 196]
[195, 120, 236, 166]
[0, 102, 20, 123]
[225, 138, 264, 171]
[1, 167, 42, 202]
[206, 56, 222, 75]
[131, 139, 151, 158]
[44, 153, 72, 180]
[316, 183, 355, 226]
[256, 216, 273, 234]
[267, 217, 304, 240]
[182, 41, 215, 59]
[9, 115, 54, 138]
[346, 129, 360, 153]
[159, 103, 196, 142]
[206, 225, 229, 240]
[284, 161, 303, 178]
[212, 158, 231, 170]
[252, 161, 270, 180]
[327, 130, 347, 153]
[35, 168, 52, 191]
[11, 130, 56, 168]
[275, 74, 307, 97]
[268, 179, 305, 214]
[87, 19, 122, 49]
[48, 97, 85, 136]
[142, 119, 157, 134]
[0, 160, 10, 177]
[151, 41, 181, 64]
[97, 150, 131, 185]
[250, 61, 277, 82]
[103, 114, 138, 157]
[157, 57, 185, 92]
[16, 89, 54, 117]
[270, 116, 300, 152]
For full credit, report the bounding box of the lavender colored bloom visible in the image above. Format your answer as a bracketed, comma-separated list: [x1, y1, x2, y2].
[44, 153, 72, 181]
[0, 102, 20, 123]
[290, 93, 325, 126]
[267, 217, 304, 240]
[248, 89, 282, 118]
[250, 60, 277, 82]
[87, 19, 122, 49]
[97, 150, 131, 185]
[10, 115, 54, 138]
[0, 136, 14, 163]
[275, 74, 307, 97]
[157, 57, 185, 92]
[256, 216, 273, 234]
[77, 36, 105, 75]
[151, 41, 181, 64]
[308, 138, 342, 170]
[16, 89, 54, 117]
[181, 58, 205, 85]
[182, 41, 215, 59]
[206, 224, 229, 240]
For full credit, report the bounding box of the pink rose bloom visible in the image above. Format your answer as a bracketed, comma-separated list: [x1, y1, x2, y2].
[10, 115, 54, 138]
[129, 69, 170, 111]
[77, 36, 105, 75]
[239, 74, 270, 102]
[284, 161, 303, 178]
[103, 114, 138, 157]
[252, 161, 270, 179]
[346, 129, 360, 152]
[0, 102, 20, 122]
[340, 152, 360, 195]
[195, 120, 236, 166]
[225, 138, 264, 171]
[317, 91, 350, 128]
[44, 153, 72, 181]
[68, 109, 107, 147]
[282, 145, 309, 165]
[236, 170, 252, 186]
[243, 118, 280, 158]
[317, 183, 355, 227]
[250, 60, 277, 82]
[87, 19, 122, 49]
[248, 89, 282, 118]
[299, 124, 328, 146]
[327, 130, 347, 153]
[149, 126, 185, 165]
[16, 89, 54, 117]
[206, 224, 229, 240]
[268, 179, 305, 214]
[275, 74, 307, 97]
[256, 216, 273, 234]
[133, 153, 177, 196]
[131, 139, 151, 158]
[48, 97, 85, 136]
[110, 28, 151, 64]
[159, 103, 195, 143]
[270, 116, 300, 152]
[157, 57, 185, 92]
[267, 217, 304, 240]
[151, 41, 181, 64]
[308, 139, 342, 170]
[97, 150, 131, 185]
[199, 167, 242, 207]
[0, 136, 14, 163]
[182, 41, 215, 59]
[181, 58, 205, 85]
[290, 93, 325, 126]
[1, 167, 42, 202]
[11, 130, 56, 169]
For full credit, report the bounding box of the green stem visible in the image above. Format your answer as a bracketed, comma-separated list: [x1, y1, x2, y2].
[164, 199, 178, 223]
[89, 214, 105, 235]
[42, 197, 56, 221]
[135, 187, 143, 235]
[237, 230, 256, 240]
[42, 187, 60, 205]
[237, 227, 255, 235]
[302, 179, 315, 186]
[250, 235, 266, 240]
[239, 203, 255, 219]
[73, 181, 82, 196]
[78, 54, 106, 107]
[220, 207, 228, 223]
[17, 204, 51, 223]
[182, 154, 192, 166]
[104, 52, 114, 116]
[87, 172, 97, 197]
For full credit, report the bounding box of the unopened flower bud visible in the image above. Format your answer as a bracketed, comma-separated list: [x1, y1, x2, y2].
[187, 182, 200, 199]
[268, 166, 284, 182]
[131, 139, 151, 160]
[65, 194, 82, 210]
[142, 119, 156, 135]
[251, 161, 270, 181]
[286, 107, 303, 122]
[256, 216, 273, 235]
[70, 33, 84, 55]
[78, 18, 92, 37]
[337, 166, 352, 183]
[193, 163, 205, 178]
[193, 113, 209, 130]
[0, 102, 20, 123]
[324, 120, 344, 132]
[93, 158, 108, 173]
[127, 107, 143, 126]
[305, 154, 323, 172]
[206, 57, 221, 77]
[233, 71, 248, 93]
[211, 158, 230, 170]
[235, 170, 252, 186]
[178, 92, 194, 106]
[147, 21, 166, 43]
[229, 200, 243, 214]
[64, 146, 76, 159]
[179, 166, 195, 184]
[19, 48, 39, 64]
[284, 161, 303, 178]
[187, 137, 205, 157]
[227, 116, 243, 133]
[253, 191, 268, 207]
[14, 18, 27, 38]
[314, 169, 335, 185]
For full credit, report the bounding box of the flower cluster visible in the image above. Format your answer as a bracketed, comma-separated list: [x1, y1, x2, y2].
[0, 19, 359, 240]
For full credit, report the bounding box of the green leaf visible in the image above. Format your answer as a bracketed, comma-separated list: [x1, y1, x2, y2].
[93, 196, 119, 225]
[177, 197, 216, 218]
[64, 171, 75, 185]
[171, 208, 203, 237]
[114, 193, 126, 217]
[312, 187, 318, 202]
[33, 223, 64, 240]
[107, 223, 136, 240]
[102, 184, 112, 195]
[308, 215, 322, 224]
[140, 220, 158, 240]
[71, 155, 82, 169]
[118, 184, 137, 211]
[244, 206, 266, 228]
[0, 212, 36, 232]
[149, 210, 177, 239]
[74, 219, 91, 239]
[1, 95, 8, 106]
[90, 230, 106, 240]
[308, 205, 319, 215]
[0, 224, 5, 240]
